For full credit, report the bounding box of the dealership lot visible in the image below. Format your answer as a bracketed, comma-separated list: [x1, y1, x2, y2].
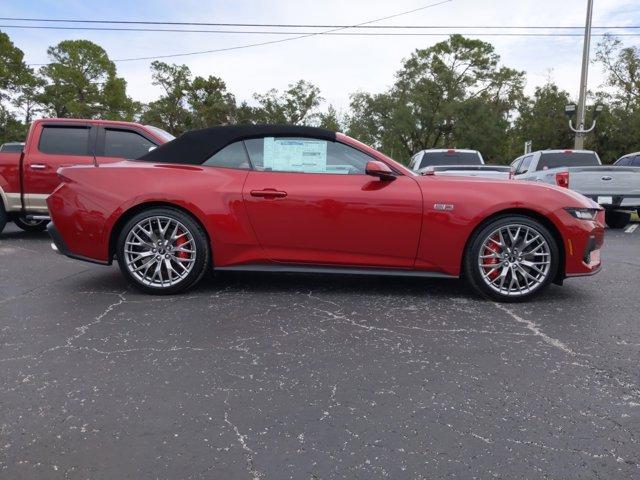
[1, 223, 639, 479]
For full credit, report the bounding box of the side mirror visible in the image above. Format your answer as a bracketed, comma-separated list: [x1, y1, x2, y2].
[365, 160, 397, 181]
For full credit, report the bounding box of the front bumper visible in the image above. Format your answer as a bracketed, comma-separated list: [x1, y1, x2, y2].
[47, 222, 109, 266]
[561, 210, 605, 278]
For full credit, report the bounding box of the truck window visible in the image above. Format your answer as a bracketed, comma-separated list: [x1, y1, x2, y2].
[516, 155, 533, 174]
[104, 129, 157, 159]
[419, 151, 482, 168]
[38, 126, 91, 156]
[536, 152, 600, 170]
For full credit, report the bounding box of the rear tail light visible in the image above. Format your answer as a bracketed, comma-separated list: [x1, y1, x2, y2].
[555, 171, 569, 188]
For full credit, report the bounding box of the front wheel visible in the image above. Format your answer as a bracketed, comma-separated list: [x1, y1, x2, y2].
[116, 207, 210, 294]
[605, 210, 630, 229]
[464, 215, 559, 302]
[13, 215, 48, 232]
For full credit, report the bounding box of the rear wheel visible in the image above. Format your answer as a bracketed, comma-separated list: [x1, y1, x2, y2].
[605, 210, 630, 229]
[0, 203, 7, 235]
[464, 215, 559, 302]
[14, 215, 48, 232]
[116, 207, 210, 294]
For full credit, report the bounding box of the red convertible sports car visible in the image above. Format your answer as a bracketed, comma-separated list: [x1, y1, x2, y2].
[46, 125, 604, 301]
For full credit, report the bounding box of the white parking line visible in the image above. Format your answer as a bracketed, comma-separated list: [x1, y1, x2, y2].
[625, 224, 638, 234]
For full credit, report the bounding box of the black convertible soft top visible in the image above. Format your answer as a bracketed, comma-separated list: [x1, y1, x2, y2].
[137, 124, 337, 165]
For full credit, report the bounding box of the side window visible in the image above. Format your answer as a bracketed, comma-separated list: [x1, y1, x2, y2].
[244, 137, 372, 174]
[615, 157, 629, 166]
[632, 156, 640, 167]
[38, 126, 91, 155]
[516, 155, 533, 174]
[409, 153, 421, 170]
[203, 141, 251, 169]
[511, 157, 522, 169]
[104, 129, 157, 159]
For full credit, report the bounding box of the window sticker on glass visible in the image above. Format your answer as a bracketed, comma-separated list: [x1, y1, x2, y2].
[263, 137, 328, 173]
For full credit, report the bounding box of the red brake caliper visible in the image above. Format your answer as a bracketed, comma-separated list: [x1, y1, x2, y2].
[484, 234, 501, 280]
[175, 231, 188, 259]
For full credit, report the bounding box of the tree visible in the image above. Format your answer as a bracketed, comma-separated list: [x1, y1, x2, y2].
[252, 80, 323, 125]
[511, 83, 575, 156]
[318, 105, 342, 131]
[347, 35, 524, 163]
[0, 31, 35, 142]
[187, 75, 236, 129]
[38, 39, 135, 119]
[141, 62, 192, 134]
[588, 35, 640, 162]
[596, 35, 640, 109]
[0, 31, 32, 96]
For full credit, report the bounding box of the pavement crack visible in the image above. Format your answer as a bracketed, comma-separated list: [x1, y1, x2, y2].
[493, 302, 576, 355]
[224, 410, 263, 480]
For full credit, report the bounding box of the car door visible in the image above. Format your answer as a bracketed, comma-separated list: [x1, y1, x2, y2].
[241, 136, 423, 268]
[22, 122, 97, 211]
[95, 126, 159, 164]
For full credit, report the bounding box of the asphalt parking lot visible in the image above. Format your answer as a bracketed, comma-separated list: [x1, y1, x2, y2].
[1, 221, 639, 479]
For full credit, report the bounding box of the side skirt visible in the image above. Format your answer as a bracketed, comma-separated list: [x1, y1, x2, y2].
[215, 264, 457, 279]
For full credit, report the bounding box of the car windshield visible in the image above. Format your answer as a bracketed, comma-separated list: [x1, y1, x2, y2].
[420, 151, 482, 167]
[537, 152, 600, 170]
[145, 125, 175, 142]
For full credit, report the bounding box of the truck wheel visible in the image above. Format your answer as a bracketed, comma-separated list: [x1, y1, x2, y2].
[14, 215, 48, 232]
[0, 204, 6, 235]
[605, 211, 630, 229]
[464, 215, 559, 302]
[116, 207, 210, 295]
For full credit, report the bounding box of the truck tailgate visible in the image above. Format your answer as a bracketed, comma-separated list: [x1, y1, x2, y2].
[568, 167, 640, 196]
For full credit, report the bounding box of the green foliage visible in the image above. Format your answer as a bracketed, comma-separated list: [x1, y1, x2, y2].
[510, 83, 575, 157]
[1, 30, 640, 163]
[348, 35, 525, 163]
[252, 80, 323, 125]
[38, 39, 135, 120]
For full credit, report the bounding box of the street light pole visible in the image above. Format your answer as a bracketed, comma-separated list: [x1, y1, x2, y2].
[575, 0, 594, 150]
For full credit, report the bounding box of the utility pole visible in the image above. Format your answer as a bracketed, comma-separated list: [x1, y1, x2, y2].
[574, 0, 594, 149]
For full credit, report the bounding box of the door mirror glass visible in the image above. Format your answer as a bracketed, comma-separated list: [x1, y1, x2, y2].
[365, 160, 397, 181]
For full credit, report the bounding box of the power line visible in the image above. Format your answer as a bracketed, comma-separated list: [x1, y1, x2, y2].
[0, 16, 638, 29]
[26, 0, 454, 65]
[4, 24, 640, 36]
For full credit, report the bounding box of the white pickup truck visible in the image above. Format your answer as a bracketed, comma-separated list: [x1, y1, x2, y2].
[511, 149, 640, 228]
[409, 149, 513, 179]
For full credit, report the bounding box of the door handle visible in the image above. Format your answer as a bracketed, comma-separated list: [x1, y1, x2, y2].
[30, 164, 47, 170]
[250, 189, 287, 199]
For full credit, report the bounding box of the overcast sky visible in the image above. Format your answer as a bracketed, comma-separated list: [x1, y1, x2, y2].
[4, 0, 640, 113]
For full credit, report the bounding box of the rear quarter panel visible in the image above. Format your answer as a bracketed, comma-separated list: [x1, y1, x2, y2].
[48, 162, 262, 265]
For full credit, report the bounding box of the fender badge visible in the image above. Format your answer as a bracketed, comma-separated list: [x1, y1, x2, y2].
[601, 176, 612, 181]
[434, 203, 454, 211]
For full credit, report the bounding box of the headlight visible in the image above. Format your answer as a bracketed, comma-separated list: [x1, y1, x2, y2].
[565, 207, 598, 220]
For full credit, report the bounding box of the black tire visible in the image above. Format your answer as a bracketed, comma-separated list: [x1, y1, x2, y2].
[463, 215, 560, 302]
[605, 210, 631, 229]
[13, 215, 48, 232]
[0, 203, 7, 235]
[116, 207, 210, 294]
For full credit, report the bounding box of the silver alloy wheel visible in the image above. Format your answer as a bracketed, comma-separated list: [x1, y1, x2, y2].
[124, 216, 196, 288]
[477, 224, 551, 297]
